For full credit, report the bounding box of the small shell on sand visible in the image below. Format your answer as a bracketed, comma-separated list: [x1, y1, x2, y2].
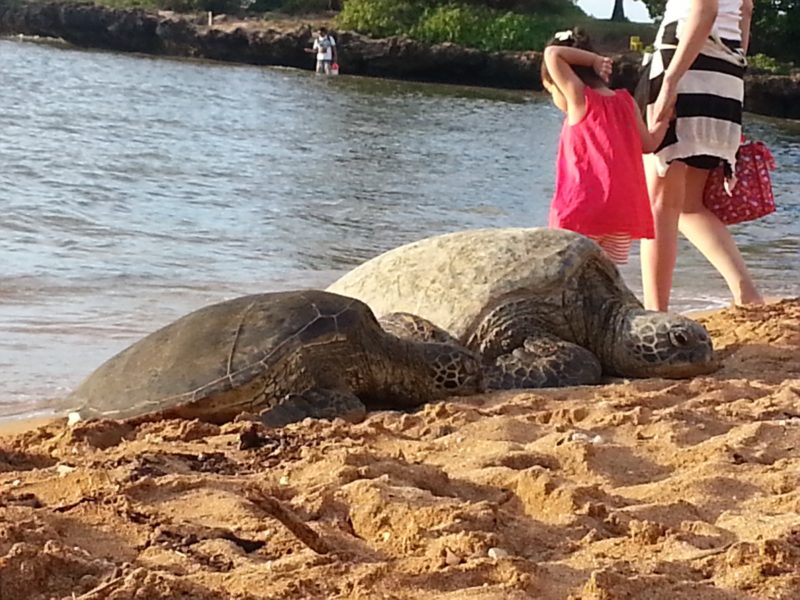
[487, 547, 510, 559]
[56, 464, 76, 477]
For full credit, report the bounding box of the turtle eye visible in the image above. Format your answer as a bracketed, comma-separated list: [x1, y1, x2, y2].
[669, 329, 690, 347]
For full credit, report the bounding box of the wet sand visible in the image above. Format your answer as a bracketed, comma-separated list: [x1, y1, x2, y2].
[1, 299, 798, 599]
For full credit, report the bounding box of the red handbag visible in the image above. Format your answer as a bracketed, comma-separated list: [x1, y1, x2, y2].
[703, 140, 777, 225]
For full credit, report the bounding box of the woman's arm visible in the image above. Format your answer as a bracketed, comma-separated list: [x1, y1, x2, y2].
[652, 0, 719, 123]
[740, 0, 754, 53]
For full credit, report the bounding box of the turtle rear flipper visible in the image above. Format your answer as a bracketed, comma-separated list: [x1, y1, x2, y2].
[486, 334, 602, 389]
[379, 312, 461, 345]
[258, 389, 367, 428]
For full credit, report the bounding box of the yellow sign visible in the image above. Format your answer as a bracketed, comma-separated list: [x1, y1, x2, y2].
[630, 36, 643, 52]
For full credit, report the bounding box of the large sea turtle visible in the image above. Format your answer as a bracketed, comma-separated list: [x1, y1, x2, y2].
[327, 228, 716, 388]
[66, 290, 483, 427]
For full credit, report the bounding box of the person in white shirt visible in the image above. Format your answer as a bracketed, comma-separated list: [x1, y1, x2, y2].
[637, 0, 762, 311]
[306, 27, 337, 74]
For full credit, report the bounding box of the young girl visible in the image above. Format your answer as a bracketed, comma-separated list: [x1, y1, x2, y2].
[542, 28, 670, 264]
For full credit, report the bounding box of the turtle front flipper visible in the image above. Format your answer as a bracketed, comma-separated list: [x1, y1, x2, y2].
[258, 389, 367, 428]
[485, 334, 602, 389]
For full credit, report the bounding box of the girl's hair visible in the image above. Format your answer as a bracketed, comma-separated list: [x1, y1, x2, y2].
[540, 28, 605, 90]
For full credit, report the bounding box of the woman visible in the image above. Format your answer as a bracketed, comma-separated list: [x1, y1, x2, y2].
[639, 0, 763, 311]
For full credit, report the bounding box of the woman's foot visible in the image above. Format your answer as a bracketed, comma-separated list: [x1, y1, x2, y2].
[733, 282, 764, 306]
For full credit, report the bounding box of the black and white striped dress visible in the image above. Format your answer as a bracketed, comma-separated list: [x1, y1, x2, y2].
[639, 0, 746, 177]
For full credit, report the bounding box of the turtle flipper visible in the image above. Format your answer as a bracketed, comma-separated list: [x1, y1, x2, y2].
[258, 389, 367, 428]
[485, 335, 602, 389]
[378, 312, 461, 345]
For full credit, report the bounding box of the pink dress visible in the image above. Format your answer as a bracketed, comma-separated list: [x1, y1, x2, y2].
[548, 88, 654, 262]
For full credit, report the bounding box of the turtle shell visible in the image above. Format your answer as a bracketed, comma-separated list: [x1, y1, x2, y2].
[327, 228, 634, 339]
[68, 290, 373, 421]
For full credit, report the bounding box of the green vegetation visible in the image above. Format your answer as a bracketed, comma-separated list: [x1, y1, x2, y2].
[67, 0, 654, 54]
[410, 6, 563, 51]
[73, 0, 243, 12]
[335, 0, 657, 52]
[15, 0, 793, 66]
[638, 0, 800, 63]
[331, 0, 425, 37]
[751, 0, 800, 63]
[55, 0, 334, 14]
[165, 0, 240, 12]
[248, 0, 333, 14]
[577, 19, 655, 51]
[747, 52, 794, 75]
[335, 0, 579, 51]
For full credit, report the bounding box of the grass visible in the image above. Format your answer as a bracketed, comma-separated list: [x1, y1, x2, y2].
[575, 19, 656, 53]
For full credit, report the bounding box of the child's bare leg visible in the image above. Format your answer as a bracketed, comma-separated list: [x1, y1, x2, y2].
[678, 165, 763, 306]
[641, 157, 686, 311]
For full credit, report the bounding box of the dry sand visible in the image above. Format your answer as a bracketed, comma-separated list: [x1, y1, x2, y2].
[1, 299, 799, 599]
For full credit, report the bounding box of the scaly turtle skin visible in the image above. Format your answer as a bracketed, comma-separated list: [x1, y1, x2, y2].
[67, 290, 483, 427]
[328, 228, 716, 388]
[378, 312, 462, 346]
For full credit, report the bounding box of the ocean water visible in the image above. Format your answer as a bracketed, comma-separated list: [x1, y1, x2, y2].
[1, 38, 798, 417]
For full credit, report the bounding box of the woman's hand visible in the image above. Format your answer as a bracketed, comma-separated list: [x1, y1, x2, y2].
[652, 76, 678, 124]
[652, 0, 717, 122]
[593, 55, 613, 82]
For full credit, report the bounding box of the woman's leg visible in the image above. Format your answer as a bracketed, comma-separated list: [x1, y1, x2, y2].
[678, 165, 763, 305]
[641, 156, 687, 311]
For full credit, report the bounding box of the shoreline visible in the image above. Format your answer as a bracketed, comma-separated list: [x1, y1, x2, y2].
[0, 297, 791, 438]
[1, 2, 799, 119]
[0, 298, 797, 599]
[0, 414, 59, 437]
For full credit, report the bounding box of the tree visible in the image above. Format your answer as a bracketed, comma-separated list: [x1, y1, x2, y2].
[611, 0, 626, 21]
[637, 0, 799, 62]
[750, 0, 800, 61]
[638, 0, 665, 19]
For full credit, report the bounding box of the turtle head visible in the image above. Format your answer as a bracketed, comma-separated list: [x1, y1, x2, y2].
[421, 342, 485, 397]
[612, 309, 717, 378]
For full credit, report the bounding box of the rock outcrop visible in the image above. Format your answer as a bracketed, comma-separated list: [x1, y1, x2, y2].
[745, 73, 800, 120]
[1, 1, 798, 118]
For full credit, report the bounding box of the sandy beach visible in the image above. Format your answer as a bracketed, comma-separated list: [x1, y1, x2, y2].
[0, 299, 798, 599]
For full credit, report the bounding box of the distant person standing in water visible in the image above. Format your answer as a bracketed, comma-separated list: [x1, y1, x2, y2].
[306, 27, 337, 75]
[541, 28, 670, 265]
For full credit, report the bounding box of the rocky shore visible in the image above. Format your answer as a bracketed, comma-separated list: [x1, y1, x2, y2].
[2, 1, 799, 118]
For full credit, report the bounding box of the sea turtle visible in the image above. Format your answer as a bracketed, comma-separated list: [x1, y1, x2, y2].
[327, 228, 716, 388]
[66, 290, 483, 427]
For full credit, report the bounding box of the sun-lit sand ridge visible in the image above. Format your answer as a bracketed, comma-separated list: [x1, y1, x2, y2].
[0, 299, 798, 599]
